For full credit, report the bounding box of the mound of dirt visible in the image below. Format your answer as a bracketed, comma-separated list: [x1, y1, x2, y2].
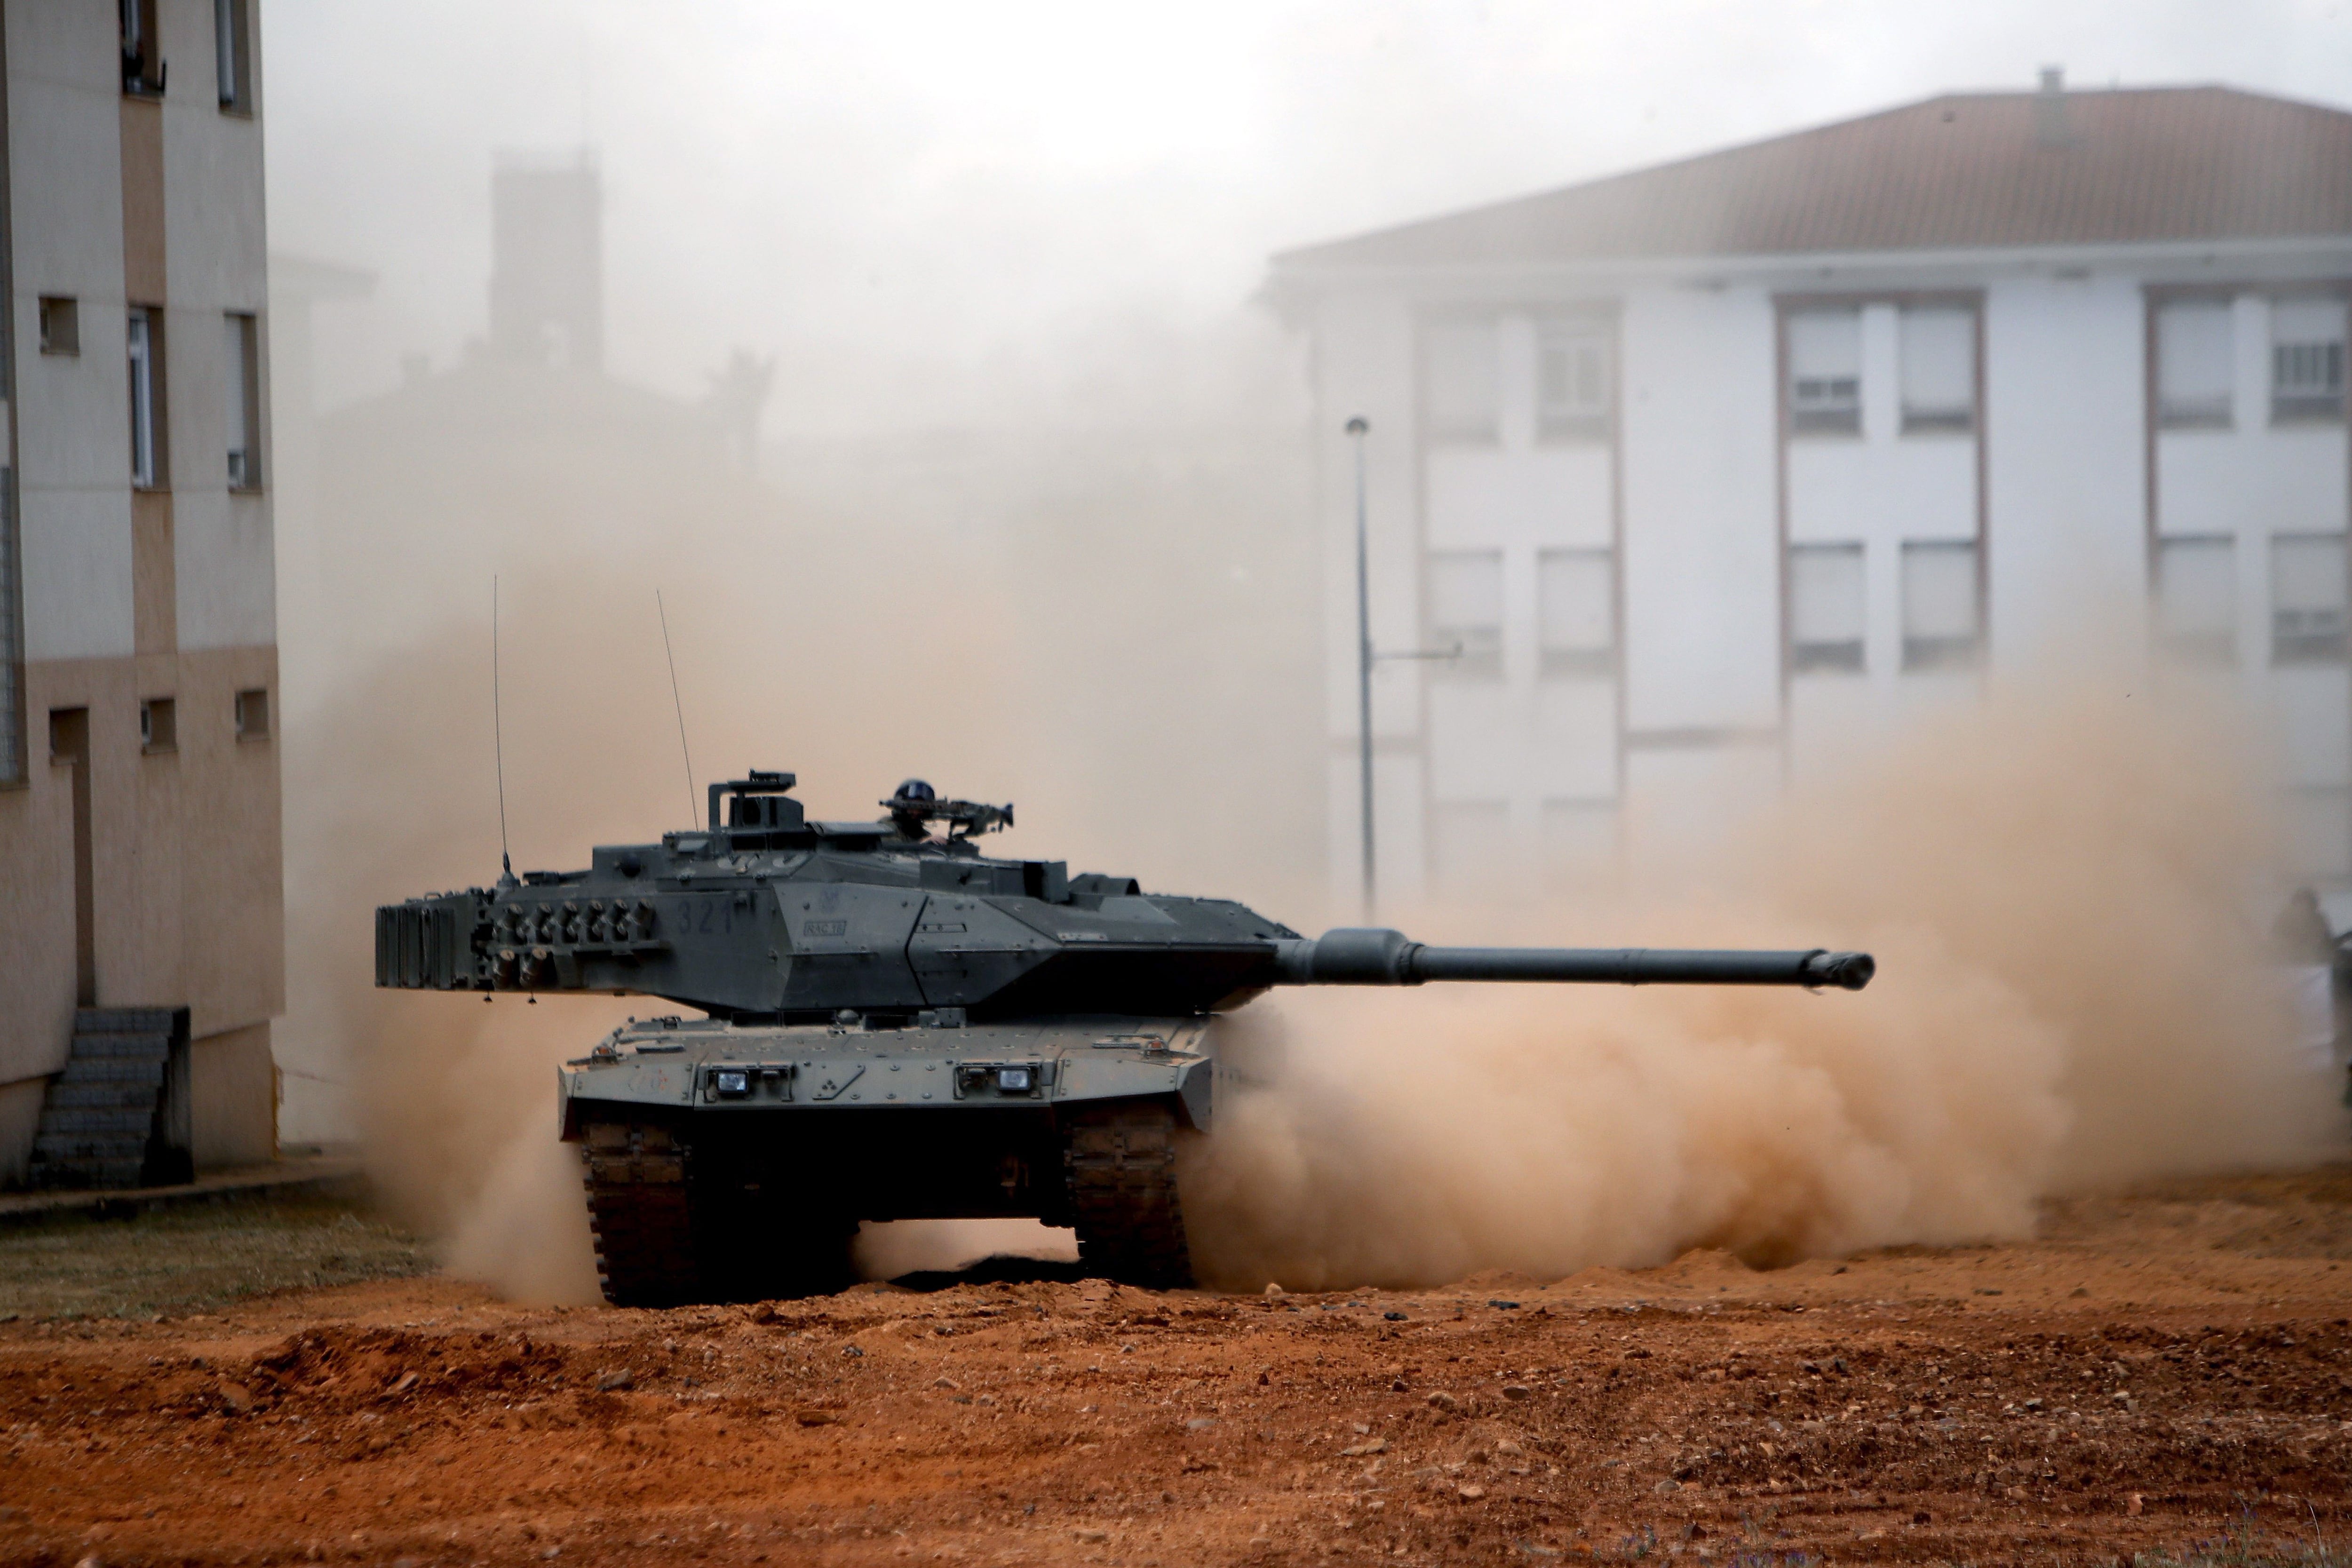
[4, 1169, 2352, 1565]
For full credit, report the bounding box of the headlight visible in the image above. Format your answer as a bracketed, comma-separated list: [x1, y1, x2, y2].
[995, 1066, 1033, 1093]
[713, 1069, 751, 1098]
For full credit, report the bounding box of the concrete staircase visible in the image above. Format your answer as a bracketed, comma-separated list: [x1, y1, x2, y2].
[29, 1007, 192, 1189]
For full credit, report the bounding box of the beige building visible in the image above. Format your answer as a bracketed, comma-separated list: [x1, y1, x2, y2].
[0, 1, 281, 1185]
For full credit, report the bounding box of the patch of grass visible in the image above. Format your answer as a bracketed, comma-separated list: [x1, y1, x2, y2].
[2136, 1552, 2341, 1567]
[2132, 1520, 2343, 1568]
[0, 1189, 432, 1321]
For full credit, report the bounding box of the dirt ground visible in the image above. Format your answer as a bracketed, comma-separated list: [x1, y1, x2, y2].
[8, 1170, 2352, 1567]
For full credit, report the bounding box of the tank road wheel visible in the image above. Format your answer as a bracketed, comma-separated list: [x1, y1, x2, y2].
[1063, 1100, 1194, 1289]
[580, 1121, 700, 1308]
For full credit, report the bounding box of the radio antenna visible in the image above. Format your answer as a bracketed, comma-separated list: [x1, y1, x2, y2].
[656, 589, 698, 826]
[492, 576, 514, 885]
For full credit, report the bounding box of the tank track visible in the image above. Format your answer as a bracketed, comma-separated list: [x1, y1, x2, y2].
[1063, 1100, 1194, 1289]
[580, 1121, 701, 1308]
[580, 1119, 858, 1307]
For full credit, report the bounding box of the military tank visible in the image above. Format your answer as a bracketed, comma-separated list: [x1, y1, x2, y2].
[378, 771, 1874, 1305]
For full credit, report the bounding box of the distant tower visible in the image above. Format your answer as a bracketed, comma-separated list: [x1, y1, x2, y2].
[489, 148, 603, 371]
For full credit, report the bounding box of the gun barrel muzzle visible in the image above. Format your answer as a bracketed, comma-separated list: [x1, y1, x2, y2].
[1272, 929, 1874, 991]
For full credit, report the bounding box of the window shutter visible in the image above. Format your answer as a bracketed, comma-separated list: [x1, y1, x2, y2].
[2272, 534, 2349, 663]
[1536, 549, 1612, 674]
[1790, 543, 1866, 672]
[1901, 541, 1981, 669]
[225, 314, 250, 485]
[2271, 296, 2346, 418]
[1788, 310, 1862, 431]
[2272, 297, 2346, 352]
[2158, 302, 2234, 421]
[1788, 311, 1861, 379]
[1899, 308, 1974, 427]
[1535, 323, 1610, 440]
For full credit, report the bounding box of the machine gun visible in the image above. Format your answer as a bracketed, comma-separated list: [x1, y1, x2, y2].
[882, 780, 1014, 840]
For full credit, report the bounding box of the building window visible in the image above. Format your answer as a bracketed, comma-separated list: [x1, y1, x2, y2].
[0, 484, 16, 785]
[127, 308, 163, 489]
[38, 297, 79, 356]
[226, 312, 261, 489]
[2154, 535, 2237, 666]
[1535, 322, 1610, 442]
[139, 696, 176, 753]
[1536, 549, 1613, 676]
[2272, 297, 2346, 423]
[1899, 306, 1975, 433]
[215, 0, 252, 111]
[1789, 542, 1865, 673]
[119, 0, 163, 97]
[1787, 310, 1861, 434]
[1427, 550, 1503, 678]
[1423, 320, 1499, 444]
[2272, 533, 2349, 665]
[234, 687, 270, 740]
[2157, 299, 2234, 427]
[1901, 540, 1981, 671]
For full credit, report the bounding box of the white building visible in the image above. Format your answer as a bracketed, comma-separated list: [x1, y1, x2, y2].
[0, 1, 281, 1184]
[1270, 76, 2352, 907]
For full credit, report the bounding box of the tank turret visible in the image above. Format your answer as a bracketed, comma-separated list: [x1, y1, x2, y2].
[375, 771, 1874, 1304]
[377, 772, 1870, 1018]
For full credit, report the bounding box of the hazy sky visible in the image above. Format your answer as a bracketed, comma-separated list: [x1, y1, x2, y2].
[263, 0, 2351, 430]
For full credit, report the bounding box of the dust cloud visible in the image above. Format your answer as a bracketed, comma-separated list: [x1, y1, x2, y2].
[276, 329, 1316, 1301]
[337, 631, 2345, 1302]
[443, 1119, 604, 1305]
[1182, 677, 2348, 1292]
[293, 557, 1045, 1303]
[278, 307, 2336, 1306]
[247, 1, 2352, 1313]
[298, 568, 1040, 1304]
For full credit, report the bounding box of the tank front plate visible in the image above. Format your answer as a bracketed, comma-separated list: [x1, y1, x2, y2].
[558, 1014, 1213, 1137]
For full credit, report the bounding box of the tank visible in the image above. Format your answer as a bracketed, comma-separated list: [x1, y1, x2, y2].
[377, 771, 1874, 1304]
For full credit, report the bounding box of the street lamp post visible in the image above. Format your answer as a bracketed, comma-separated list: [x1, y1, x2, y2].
[1347, 416, 1374, 920]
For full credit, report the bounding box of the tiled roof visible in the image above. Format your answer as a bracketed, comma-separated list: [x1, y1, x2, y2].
[1276, 86, 2352, 270]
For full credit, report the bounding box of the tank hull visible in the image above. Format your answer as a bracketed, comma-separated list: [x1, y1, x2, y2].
[561, 1014, 1212, 1303]
[561, 1013, 1214, 1148]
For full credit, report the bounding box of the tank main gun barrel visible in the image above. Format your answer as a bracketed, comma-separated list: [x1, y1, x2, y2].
[1271, 928, 1873, 991]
